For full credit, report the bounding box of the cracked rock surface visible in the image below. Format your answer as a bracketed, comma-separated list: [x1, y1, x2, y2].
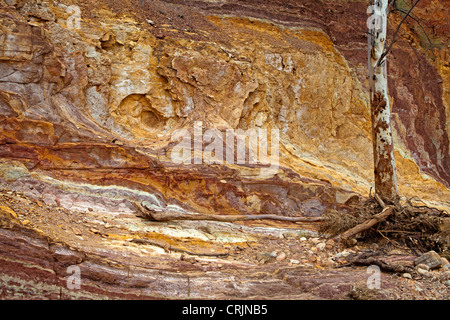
[0, 0, 449, 299]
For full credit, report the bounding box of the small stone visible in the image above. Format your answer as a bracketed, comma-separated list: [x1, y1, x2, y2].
[402, 273, 412, 279]
[22, 219, 31, 226]
[335, 250, 350, 258]
[441, 263, 450, 271]
[276, 252, 286, 261]
[300, 237, 307, 242]
[256, 253, 275, 264]
[441, 258, 449, 266]
[269, 251, 277, 258]
[309, 255, 317, 263]
[310, 237, 321, 244]
[146, 19, 155, 26]
[290, 259, 300, 264]
[325, 239, 335, 249]
[445, 280, 450, 286]
[316, 243, 326, 251]
[416, 263, 430, 271]
[417, 268, 428, 275]
[414, 251, 442, 269]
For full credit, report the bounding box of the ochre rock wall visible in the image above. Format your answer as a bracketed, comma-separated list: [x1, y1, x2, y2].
[0, 0, 448, 214]
[0, 0, 449, 300]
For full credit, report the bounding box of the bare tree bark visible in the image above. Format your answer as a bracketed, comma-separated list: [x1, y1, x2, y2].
[368, 0, 399, 203]
[141, 209, 324, 223]
[336, 206, 394, 241]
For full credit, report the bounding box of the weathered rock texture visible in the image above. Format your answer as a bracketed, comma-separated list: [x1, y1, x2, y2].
[0, 0, 449, 299]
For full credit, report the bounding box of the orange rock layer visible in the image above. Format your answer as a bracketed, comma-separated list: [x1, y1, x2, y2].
[0, 0, 449, 299]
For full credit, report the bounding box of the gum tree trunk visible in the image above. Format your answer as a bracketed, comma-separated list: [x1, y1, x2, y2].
[368, 0, 399, 202]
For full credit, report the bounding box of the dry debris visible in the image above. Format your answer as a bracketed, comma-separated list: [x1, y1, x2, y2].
[320, 196, 450, 259]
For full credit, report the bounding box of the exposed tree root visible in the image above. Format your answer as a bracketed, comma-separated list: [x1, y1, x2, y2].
[137, 202, 324, 223]
[321, 196, 450, 259]
[346, 251, 414, 274]
[335, 206, 395, 242]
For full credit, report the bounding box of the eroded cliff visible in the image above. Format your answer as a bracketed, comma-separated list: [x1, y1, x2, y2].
[0, 0, 449, 299]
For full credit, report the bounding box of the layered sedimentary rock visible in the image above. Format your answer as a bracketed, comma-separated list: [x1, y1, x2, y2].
[0, 0, 448, 299]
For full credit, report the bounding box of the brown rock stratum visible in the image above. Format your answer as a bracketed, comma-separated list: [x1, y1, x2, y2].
[0, 0, 449, 299]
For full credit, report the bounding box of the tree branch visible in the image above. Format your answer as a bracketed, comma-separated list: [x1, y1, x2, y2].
[142, 209, 325, 223]
[334, 206, 395, 241]
[377, 0, 421, 66]
[390, 7, 433, 50]
[136, 201, 324, 223]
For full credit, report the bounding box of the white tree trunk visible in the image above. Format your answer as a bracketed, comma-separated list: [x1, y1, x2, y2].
[368, 0, 399, 202]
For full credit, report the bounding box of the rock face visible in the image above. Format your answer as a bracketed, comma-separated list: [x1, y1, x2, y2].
[0, 0, 449, 299]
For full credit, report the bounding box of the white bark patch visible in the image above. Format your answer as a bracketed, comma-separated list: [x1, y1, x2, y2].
[368, 0, 398, 201]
